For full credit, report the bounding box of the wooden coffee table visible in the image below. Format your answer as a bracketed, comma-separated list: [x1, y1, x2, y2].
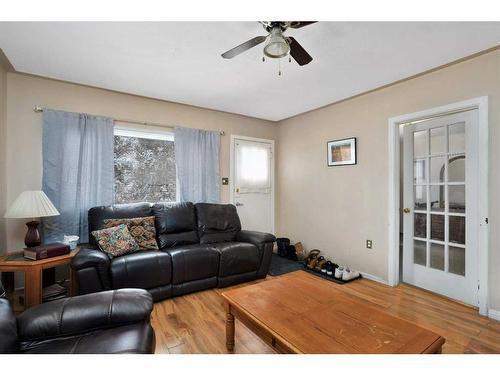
[221, 271, 445, 354]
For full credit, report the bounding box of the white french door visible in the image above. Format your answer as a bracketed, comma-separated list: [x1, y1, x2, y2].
[402, 109, 479, 306]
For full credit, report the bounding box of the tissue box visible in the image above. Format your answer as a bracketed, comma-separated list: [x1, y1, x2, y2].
[63, 235, 79, 250]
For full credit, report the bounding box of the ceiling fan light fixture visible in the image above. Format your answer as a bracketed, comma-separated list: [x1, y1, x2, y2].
[263, 28, 290, 58]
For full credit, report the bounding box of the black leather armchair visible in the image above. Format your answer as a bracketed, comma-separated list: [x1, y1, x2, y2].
[0, 281, 155, 354]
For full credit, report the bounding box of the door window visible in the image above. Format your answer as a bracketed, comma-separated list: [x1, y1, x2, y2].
[411, 122, 466, 276]
[235, 140, 271, 193]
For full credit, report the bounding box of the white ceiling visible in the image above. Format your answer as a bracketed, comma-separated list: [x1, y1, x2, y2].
[1, 22, 499, 121]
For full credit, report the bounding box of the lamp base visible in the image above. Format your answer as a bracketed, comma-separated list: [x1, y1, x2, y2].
[25, 221, 41, 248]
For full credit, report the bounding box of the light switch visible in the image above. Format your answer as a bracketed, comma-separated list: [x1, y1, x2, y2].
[222, 177, 229, 185]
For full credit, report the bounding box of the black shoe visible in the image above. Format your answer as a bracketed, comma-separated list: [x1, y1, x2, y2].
[325, 261, 333, 276]
[321, 261, 331, 274]
[276, 238, 290, 257]
[286, 245, 298, 260]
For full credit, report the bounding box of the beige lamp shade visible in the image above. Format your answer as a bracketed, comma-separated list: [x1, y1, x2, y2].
[4, 190, 60, 219]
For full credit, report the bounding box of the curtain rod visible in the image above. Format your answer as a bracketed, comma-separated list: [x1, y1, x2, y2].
[33, 106, 225, 136]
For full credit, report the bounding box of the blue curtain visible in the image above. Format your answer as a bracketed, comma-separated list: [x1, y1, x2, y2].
[174, 127, 220, 203]
[41, 109, 114, 243]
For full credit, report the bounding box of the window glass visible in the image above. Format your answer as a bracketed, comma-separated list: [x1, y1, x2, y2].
[235, 140, 271, 192]
[114, 129, 176, 204]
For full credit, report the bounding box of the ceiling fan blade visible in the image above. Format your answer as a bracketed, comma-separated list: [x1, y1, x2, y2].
[288, 37, 313, 66]
[221, 36, 267, 59]
[289, 21, 317, 29]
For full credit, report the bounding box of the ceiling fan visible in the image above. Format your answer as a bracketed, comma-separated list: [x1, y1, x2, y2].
[221, 21, 317, 66]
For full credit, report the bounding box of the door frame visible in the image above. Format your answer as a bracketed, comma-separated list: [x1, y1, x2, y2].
[229, 134, 276, 234]
[387, 96, 489, 315]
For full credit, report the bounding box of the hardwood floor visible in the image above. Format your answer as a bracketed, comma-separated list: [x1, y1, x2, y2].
[150, 271, 500, 354]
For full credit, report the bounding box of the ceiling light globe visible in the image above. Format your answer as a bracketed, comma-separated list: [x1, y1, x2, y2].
[263, 29, 290, 58]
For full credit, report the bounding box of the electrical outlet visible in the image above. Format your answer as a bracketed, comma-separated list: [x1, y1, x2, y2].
[366, 240, 373, 249]
[221, 177, 229, 185]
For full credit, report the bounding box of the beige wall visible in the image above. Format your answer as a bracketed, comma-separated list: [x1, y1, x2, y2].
[0, 53, 7, 254]
[3, 73, 276, 252]
[276, 49, 500, 310]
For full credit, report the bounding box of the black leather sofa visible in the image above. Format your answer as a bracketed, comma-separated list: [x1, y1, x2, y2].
[0, 281, 155, 354]
[71, 202, 276, 301]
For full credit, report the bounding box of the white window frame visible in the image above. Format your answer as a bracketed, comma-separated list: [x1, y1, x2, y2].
[114, 122, 174, 141]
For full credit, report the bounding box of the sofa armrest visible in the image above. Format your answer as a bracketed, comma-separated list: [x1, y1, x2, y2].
[71, 247, 112, 293]
[237, 230, 276, 279]
[17, 289, 153, 342]
[236, 230, 276, 246]
[72, 245, 109, 269]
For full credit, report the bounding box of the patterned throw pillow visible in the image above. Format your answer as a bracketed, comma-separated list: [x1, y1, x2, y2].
[92, 224, 140, 258]
[103, 216, 159, 250]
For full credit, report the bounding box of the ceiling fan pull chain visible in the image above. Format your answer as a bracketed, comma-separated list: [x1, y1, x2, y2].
[278, 58, 282, 77]
[262, 56, 265, 62]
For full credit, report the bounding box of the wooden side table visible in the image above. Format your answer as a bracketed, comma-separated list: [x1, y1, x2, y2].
[0, 248, 79, 309]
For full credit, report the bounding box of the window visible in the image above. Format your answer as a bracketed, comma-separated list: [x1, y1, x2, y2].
[235, 139, 271, 193]
[114, 126, 176, 204]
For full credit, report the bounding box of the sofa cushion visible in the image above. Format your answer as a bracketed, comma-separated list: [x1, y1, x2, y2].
[213, 242, 260, 277]
[88, 202, 152, 246]
[92, 224, 140, 258]
[165, 244, 219, 284]
[103, 216, 159, 250]
[152, 202, 199, 249]
[111, 251, 172, 290]
[195, 203, 241, 244]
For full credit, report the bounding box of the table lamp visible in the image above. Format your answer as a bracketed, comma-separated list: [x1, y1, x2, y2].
[4, 190, 60, 247]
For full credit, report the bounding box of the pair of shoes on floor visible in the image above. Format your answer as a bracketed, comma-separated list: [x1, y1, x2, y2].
[314, 256, 327, 272]
[319, 260, 338, 276]
[334, 266, 360, 281]
[305, 249, 321, 269]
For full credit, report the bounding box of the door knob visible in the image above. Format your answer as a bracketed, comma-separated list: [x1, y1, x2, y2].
[403, 207, 411, 214]
[235, 202, 244, 207]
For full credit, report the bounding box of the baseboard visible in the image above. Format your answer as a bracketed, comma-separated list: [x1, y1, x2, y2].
[360, 271, 388, 285]
[488, 309, 500, 321]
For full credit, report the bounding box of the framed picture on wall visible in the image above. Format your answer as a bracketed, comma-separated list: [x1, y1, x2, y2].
[327, 137, 357, 166]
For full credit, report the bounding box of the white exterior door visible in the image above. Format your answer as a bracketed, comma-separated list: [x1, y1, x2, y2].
[402, 110, 479, 306]
[231, 136, 274, 234]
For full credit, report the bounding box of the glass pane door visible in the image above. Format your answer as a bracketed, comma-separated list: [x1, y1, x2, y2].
[412, 122, 466, 276]
[402, 108, 478, 307]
